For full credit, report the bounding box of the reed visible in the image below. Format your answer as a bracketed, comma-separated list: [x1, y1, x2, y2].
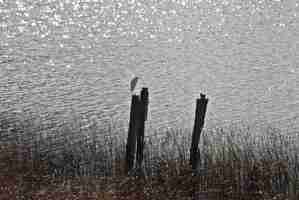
[0, 110, 298, 199]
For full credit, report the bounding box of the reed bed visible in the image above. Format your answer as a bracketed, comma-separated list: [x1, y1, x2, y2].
[0, 111, 298, 199]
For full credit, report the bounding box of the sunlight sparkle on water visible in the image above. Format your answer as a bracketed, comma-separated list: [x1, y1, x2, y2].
[6, 0, 291, 43]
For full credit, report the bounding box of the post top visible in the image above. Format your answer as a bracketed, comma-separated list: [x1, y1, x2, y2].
[140, 88, 149, 102]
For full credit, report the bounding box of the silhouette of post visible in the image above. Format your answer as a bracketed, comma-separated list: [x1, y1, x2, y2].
[190, 93, 208, 171]
[125, 95, 139, 173]
[136, 88, 149, 170]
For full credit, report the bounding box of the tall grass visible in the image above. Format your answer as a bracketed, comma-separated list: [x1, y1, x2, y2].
[0, 110, 298, 199]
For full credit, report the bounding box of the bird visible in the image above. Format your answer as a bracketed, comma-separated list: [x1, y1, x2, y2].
[130, 76, 139, 93]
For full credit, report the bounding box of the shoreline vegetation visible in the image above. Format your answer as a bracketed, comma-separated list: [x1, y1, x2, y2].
[0, 111, 299, 200]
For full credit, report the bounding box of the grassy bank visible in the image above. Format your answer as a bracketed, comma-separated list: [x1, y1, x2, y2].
[0, 111, 299, 199]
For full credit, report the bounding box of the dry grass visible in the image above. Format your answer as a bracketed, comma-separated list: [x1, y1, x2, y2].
[0, 111, 299, 199]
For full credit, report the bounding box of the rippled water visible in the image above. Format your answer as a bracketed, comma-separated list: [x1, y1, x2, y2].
[1, 0, 299, 134]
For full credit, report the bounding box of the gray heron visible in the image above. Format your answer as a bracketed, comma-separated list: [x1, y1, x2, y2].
[130, 76, 139, 92]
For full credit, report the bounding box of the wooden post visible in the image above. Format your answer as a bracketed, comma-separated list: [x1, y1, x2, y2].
[125, 95, 139, 173]
[136, 88, 149, 170]
[190, 93, 208, 171]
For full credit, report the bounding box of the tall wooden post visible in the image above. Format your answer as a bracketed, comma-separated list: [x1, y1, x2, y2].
[190, 93, 209, 171]
[125, 95, 139, 173]
[136, 88, 149, 169]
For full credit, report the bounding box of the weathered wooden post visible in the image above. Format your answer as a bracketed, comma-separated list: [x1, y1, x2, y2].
[125, 95, 139, 173]
[190, 93, 208, 171]
[136, 88, 149, 169]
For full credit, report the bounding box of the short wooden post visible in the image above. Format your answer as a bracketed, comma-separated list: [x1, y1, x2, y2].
[190, 93, 208, 171]
[136, 88, 149, 169]
[125, 95, 139, 173]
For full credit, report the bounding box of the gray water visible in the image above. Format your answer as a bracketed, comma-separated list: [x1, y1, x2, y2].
[1, 0, 299, 135]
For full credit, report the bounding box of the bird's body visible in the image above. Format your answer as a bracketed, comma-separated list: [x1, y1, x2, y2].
[130, 77, 139, 93]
